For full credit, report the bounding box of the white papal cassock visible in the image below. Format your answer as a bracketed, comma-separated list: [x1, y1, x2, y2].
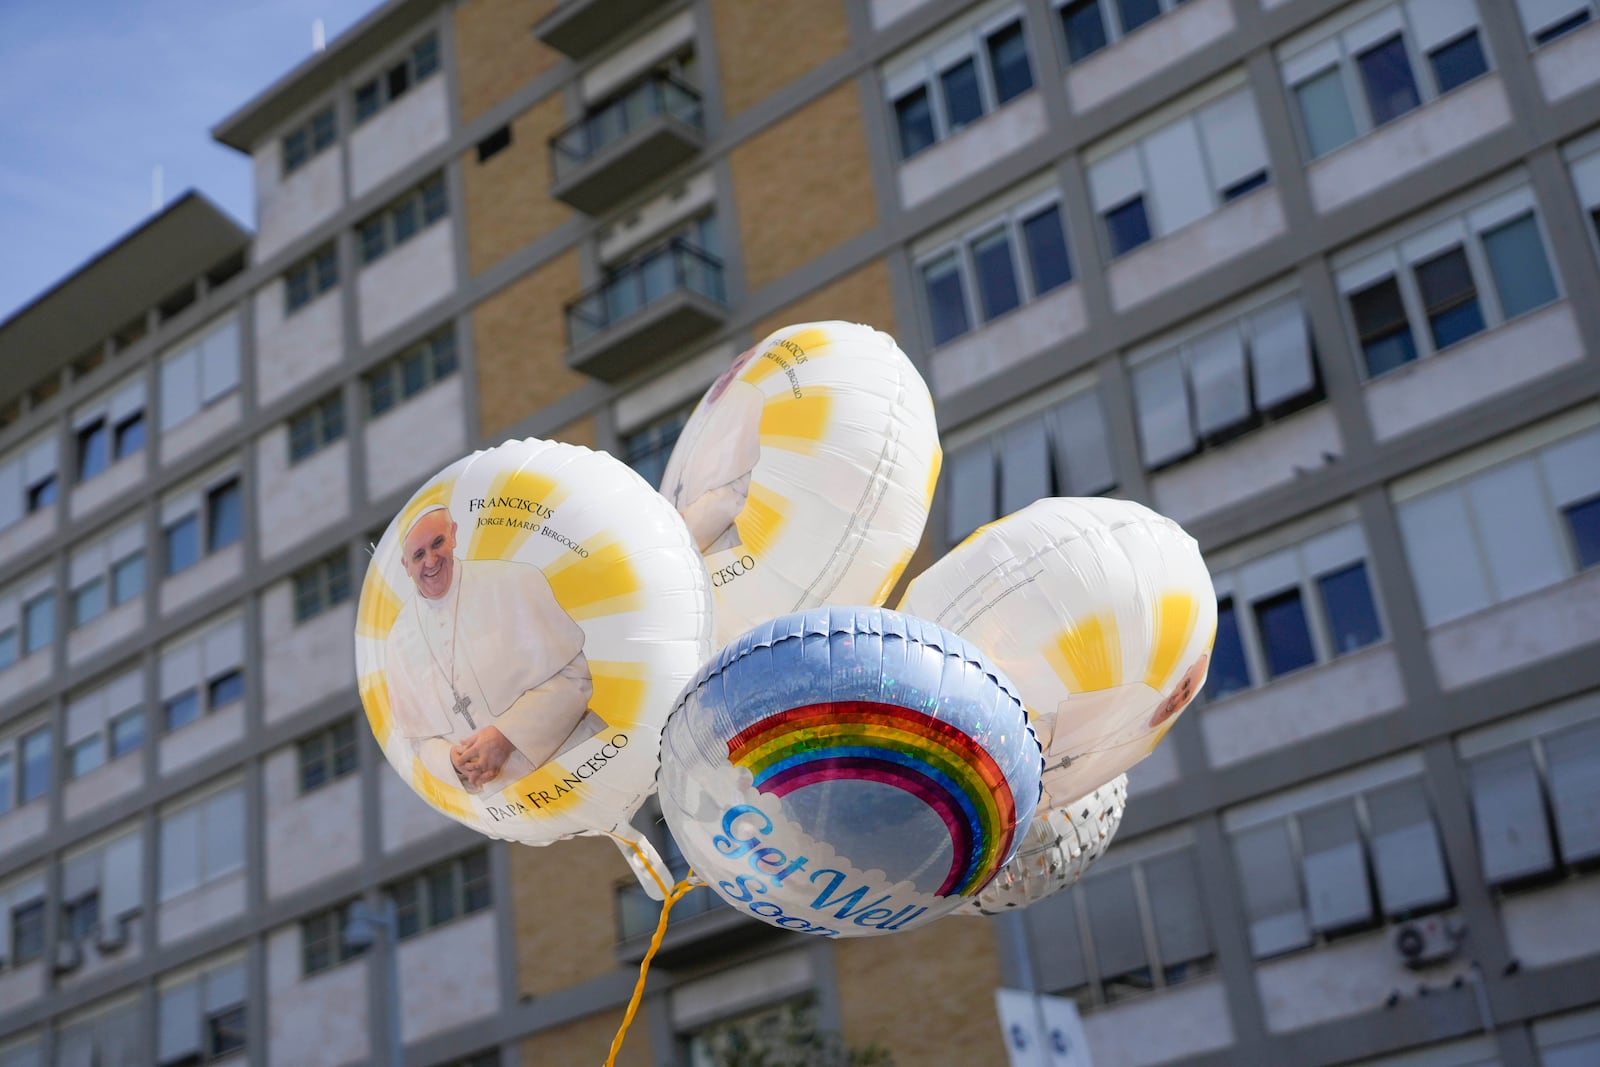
[665, 379, 763, 553]
[385, 557, 602, 799]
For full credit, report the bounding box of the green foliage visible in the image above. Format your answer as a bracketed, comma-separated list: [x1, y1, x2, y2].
[690, 995, 894, 1067]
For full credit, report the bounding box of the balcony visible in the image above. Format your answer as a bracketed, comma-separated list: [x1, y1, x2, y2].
[550, 73, 705, 215]
[565, 238, 727, 382]
[614, 876, 783, 967]
[535, 0, 664, 59]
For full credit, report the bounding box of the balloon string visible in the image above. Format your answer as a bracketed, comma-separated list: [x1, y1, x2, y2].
[605, 830, 670, 899]
[605, 877, 701, 1067]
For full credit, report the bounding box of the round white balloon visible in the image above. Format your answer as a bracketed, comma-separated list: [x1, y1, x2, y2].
[660, 321, 941, 647]
[959, 775, 1127, 915]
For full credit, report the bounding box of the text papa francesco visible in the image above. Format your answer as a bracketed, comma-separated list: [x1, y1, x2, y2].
[710, 555, 755, 588]
[710, 804, 930, 937]
[482, 734, 629, 822]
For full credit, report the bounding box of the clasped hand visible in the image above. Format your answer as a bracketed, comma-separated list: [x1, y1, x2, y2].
[451, 726, 515, 789]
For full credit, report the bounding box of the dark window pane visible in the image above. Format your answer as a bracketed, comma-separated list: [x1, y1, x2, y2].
[1106, 197, 1151, 257]
[986, 21, 1033, 104]
[894, 87, 937, 160]
[112, 553, 144, 604]
[387, 61, 410, 101]
[27, 475, 56, 512]
[431, 332, 459, 378]
[311, 108, 337, 151]
[1414, 246, 1484, 349]
[111, 710, 144, 757]
[401, 351, 428, 397]
[922, 254, 971, 346]
[368, 371, 396, 416]
[971, 229, 1021, 321]
[288, 413, 318, 463]
[315, 248, 339, 292]
[114, 412, 145, 458]
[1533, 11, 1591, 45]
[72, 578, 106, 627]
[1222, 170, 1269, 201]
[11, 901, 45, 963]
[422, 177, 448, 223]
[355, 81, 380, 122]
[22, 594, 53, 655]
[283, 129, 308, 173]
[394, 882, 422, 938]
[1349, 277, 1416, 377]
[1061, 0, 1109, 64]
[166, 515, 200, 574]
[1207, 599, 1251, 698]
[165, 689, 201, 732]
[208, 1006, 246, 1057]
[940, 58, 984, 133]
[392, 199, 420, 244]
[207, 480, 243, 551]
[285, 267, 312, 312]
[427, 866, 457, 927]
[359, 219, 387, 264]
[1482, 214, 1558, 319]
[1296, 67, 1359, 158]
[78, 420, 109, 481]
[414, 34, 440, 80]
[208, 669, 245, 708]
[1430, 31, 1488, 93]
[1022, 205, 1072, 294]
[1566, 497, 1600, 569]
[1358, 36, 1421, 126]
[1117, 0, 1162, 34]
[1254, 589, 1316, 677]
[1318, 563, 1383, 654]
[20, 730, 50, 802]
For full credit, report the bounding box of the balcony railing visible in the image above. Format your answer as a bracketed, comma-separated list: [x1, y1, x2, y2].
[567, 239, 724, 345]
[550, 73, 703, 186]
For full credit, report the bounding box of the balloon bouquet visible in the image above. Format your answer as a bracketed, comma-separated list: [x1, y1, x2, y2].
[355, 321, 1216, 1063]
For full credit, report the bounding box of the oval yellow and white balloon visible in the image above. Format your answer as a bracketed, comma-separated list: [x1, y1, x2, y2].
[960, 775, 1127, 915]
[900, 498, 1215, 807]
[354, 439, 713, 892]
[660, 321, 941, 646]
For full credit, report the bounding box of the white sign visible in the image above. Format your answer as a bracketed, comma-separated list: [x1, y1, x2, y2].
[995, 989, 1092, 1067]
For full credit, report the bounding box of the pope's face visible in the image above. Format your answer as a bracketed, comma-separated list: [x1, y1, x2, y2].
[402, 511, 457, 600]
[707, 344, 759, 404]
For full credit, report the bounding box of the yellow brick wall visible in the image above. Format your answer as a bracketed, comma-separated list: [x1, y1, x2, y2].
[731, 84, 878, 293]
[711, 0, 851, 117]
[753, 258, 897, 341]
[834, 917, 1007, 1064]
[548, 415, 597, 449]
[511, 833, 633, 996]
[461, 94, 572, 277]
[454, 0, 564, 126]
[521, 1006, 651, 1067]
[471, 249, 588, 439]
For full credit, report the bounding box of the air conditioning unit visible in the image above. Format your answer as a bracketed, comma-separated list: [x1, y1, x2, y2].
[1394, 917, 1461, 969]
[53, 939, 83, 974]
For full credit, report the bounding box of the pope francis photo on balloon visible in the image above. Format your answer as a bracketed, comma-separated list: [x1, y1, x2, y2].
[384, 506, 605, 798]
[663, 344, 764, 554]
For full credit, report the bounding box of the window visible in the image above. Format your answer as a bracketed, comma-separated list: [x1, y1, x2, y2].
[1338, 185, 1560, 379]
[292, 551, 353, 623]
[357, 174, 448, 266]
[1087, 86, 1270, 259]
[67, 733, 104, 780]
[354, 33, 439, 124]
[622, 407, 691, 490]
[287, 392, 345, 464]
[1, 434, 60, 530]
[10, 900, 44, 965]
[62, 891, 99, 943]
[1463, 705, 1600, 888]
[1130, 294, 1321, 470]
[0, 631, 14, 672]
[1055, 0, 1189, 65]
[476, 125, 511, 163]
[160, 614, 245, 734]
[301, 900, 367, 976]
[298, 719, 359, 794]
[70, 516, 145, 626]
[110, 708, 145, 758]
[158, 957, 246, 1067]
[1205, 521, 1384, 700]
[365, 329, 458, 417]
[284, 245, 339, 314]
[164, 690, 200, 732]
[206, 480, 241, 552]
[1027, 840, 1213, 1008]
[21, 593, 54, 656]
[390, 850, 492, 940]
[19, 729, 50, 805]
[159, 786, 246, 900]
[917, 195, 1073, 347]
[114, 411, 145, 459]
[26, 472, 55, 513]
[1396, 421, 1600, 626]
[884, 12, 1034, 161]
[1229, 763, 1453, 958]
[163, 470, 243, 575]
[1513, 0, 1597, 45]
[282, 106, 336, 176]
[945, 387, 1117, 545]
[158, 315, 241, 430]
[207, 669, 244, 709]
[1282, 2, 1491, 161]
[77, 419, 110, 482]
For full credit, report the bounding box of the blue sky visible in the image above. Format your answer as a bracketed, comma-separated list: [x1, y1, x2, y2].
[0, 0, 381, 320]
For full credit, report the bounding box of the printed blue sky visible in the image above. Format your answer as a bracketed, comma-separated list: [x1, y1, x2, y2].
[0, 0, 380, 320]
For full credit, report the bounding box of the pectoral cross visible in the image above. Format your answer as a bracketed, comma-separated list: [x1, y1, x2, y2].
[452, 689, 476, 730]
